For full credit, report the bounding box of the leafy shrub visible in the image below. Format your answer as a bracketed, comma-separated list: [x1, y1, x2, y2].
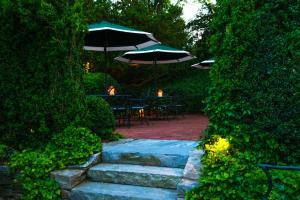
[83, 72, 121, 94]
[187, 137, 300, 200]
[269, 170, 300, 200]
[45, 126, 102, 167]
[163, 70, 210, 113]
[10, 151, 61, 200]
[187, 137, 265, 199]
[9, 126, 101, 199]
[85, 96, 116, 139]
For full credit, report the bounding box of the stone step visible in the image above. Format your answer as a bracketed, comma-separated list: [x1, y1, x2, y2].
[88, 163, 183, 189]
[70, 182, 178, 200]
[102, 139, 197, 168]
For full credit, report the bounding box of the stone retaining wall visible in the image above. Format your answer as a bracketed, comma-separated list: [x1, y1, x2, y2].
[0, 166, 21, 200]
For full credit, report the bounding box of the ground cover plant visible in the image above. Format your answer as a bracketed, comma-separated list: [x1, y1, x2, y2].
[10, 126, 101, 200]
[187, 0, 300, 199]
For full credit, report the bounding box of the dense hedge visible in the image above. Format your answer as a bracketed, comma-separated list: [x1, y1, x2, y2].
[206, 0, 300, 163]
[0, 0, 88, 149]
[86, 96, 116, 139]
[188, 0, 300, 199]
[163, 70, 210, 113]
[83, 72, 121, 94]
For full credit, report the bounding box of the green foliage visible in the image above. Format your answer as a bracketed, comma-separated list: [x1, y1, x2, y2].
[45, 126, 102, 167]
[187, 138, 300, 199]
[10, 126, 101, 200]
[187, 0, 215, 61]
[83, 72, 121, 94]
[10, 151, 61, 200]
[269, 170, 300, 200]
[163, 70, 210, 112]
[0, 0, 88, 149]
[0, 144, 15, 164]
[206, 0, 300, 162]
[188, 0, 300, 199]
[85, 96, 115, 139]
[108, 131, 125, 141]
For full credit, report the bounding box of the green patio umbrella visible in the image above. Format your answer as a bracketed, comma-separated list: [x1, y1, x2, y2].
[191, 58, 214, 69]
[114, 44, 194, 64]
[115, 44, 195, 91]
[84, 21, 159, 52]
[84, 20, 159, 93]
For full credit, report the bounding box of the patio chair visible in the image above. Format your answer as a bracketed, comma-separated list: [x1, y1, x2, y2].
[128, 98, 149, 125]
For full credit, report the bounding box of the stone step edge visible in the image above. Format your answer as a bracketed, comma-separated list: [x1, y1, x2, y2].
[70, 181, 178, 200]
[87, 163, 183, 189]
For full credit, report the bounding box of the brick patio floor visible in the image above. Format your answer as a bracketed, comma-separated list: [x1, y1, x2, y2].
[116, 114, 208, 141]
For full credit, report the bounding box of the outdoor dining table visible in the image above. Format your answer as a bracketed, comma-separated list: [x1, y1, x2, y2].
[87, 94, 183, 127]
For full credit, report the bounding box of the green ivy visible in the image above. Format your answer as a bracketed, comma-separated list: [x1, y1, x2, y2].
[10, 126, 101, 200]
[187, 0, 300, 199]
[10, 151, 61, 200]
[45, 126, 102, 167]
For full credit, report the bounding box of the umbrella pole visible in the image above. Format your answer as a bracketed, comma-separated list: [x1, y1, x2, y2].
[154, 59, 157, 94]
[104, 46, 107, 94]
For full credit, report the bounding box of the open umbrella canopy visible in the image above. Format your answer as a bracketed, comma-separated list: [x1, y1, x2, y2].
[191, 58, 214, 69]
[115, 44, 194, 64]
[84, 21, 159, 52]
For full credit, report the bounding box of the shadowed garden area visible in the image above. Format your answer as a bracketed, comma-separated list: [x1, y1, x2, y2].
[1, 0, 300, 200]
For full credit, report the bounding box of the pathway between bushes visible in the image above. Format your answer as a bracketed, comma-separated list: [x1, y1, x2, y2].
[116, 114, 208, 141]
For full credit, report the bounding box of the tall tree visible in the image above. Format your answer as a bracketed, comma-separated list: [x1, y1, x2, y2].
[187, 0, 215, 61]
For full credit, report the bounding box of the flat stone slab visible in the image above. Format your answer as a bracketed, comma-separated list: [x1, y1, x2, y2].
[103, 139, 198, 168]
[88, 163, 183, 189]
[70, 182, 178, 200]
[51, 169, 85, 190]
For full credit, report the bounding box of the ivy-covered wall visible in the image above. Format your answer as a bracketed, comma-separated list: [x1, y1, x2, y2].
[206, 0, 300, 163]
[187, 0, 300, 199]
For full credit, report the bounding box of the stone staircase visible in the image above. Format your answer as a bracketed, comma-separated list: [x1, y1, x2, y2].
[70, 139, 201, 200]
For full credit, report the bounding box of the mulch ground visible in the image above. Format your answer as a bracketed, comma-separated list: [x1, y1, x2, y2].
[116, 114, 208, 141]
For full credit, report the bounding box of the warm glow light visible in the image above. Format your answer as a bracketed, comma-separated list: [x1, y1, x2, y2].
[107, 85, 116, 96]
[84, 61, 90, 73]
[157, 89, 163, 97]
[139, 109, 145, 118]
[130, 64, 140, 68]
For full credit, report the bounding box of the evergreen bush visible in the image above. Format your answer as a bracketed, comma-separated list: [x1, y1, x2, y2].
[83, 72, 121, 94]
[188, 0, 300, 199]
[85, 96, 116, 140]
[0, 0, 88, 149]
